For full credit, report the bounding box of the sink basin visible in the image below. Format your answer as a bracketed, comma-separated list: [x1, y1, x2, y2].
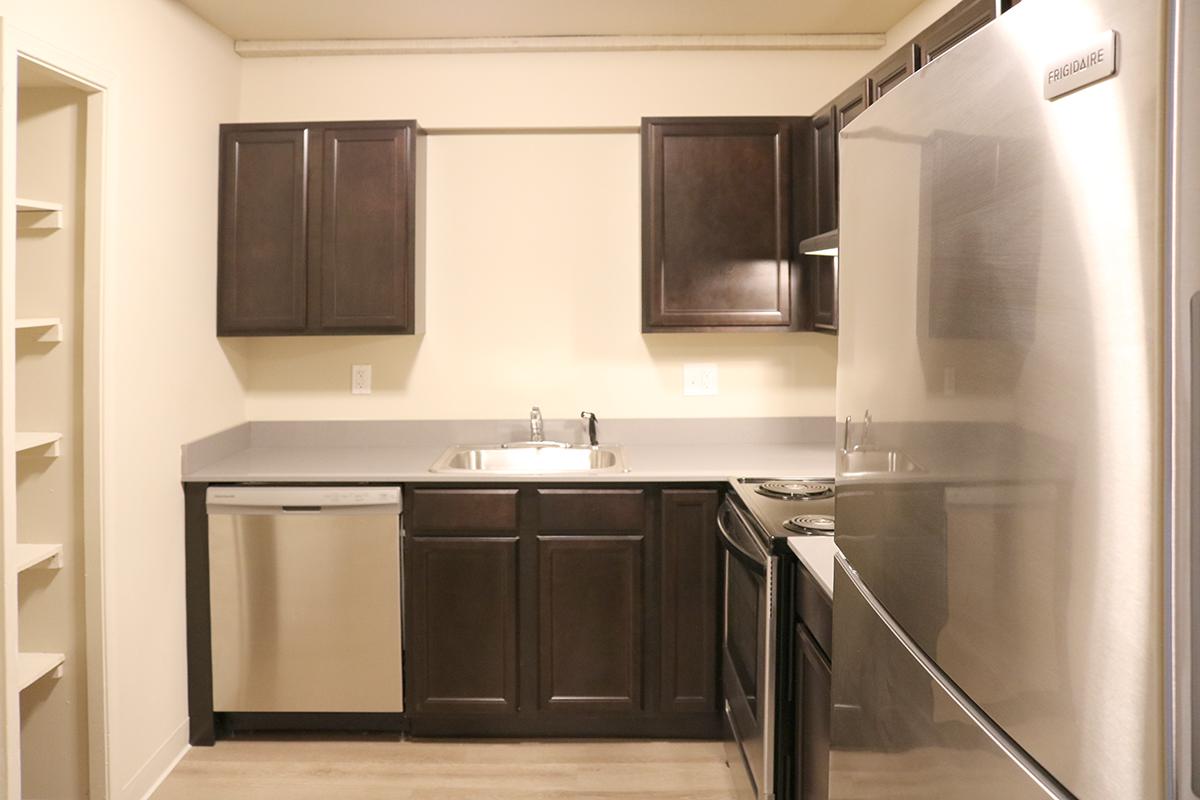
[839, 449, 923, 478]
[429, 444, 629, 475]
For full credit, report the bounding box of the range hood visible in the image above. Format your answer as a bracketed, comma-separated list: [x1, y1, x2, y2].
[798, 229, 838, 257]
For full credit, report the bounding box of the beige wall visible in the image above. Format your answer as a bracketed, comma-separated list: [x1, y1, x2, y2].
[236, 49, 868, 420]
[0, 0, 245, 797]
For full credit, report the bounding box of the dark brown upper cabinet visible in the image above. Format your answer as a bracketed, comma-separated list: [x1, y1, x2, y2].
[834, 79, 871, 133]
[914, 0, 997, 67]
[217, 120, 423, 337]
[217, 128, 310, 334]
[810, 107, 838, 238]
[642, 117, 809, 332]
[867, 45, 918, 104]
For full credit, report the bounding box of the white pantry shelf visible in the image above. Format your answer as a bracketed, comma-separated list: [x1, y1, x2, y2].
[15, 197, 63, 230]
[14, 543, 63, 573]
[17, 652, 64, 692]
[14, 317, 62, 343]
[14, 431, 61, 456]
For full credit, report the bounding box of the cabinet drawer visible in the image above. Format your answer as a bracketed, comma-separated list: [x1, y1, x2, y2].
[537, 489, 645, 532]
[796, 563, 833, 658]
[410, 489, 519, 532]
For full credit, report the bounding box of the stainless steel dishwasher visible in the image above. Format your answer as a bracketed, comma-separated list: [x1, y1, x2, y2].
[205, 486, 403, 713]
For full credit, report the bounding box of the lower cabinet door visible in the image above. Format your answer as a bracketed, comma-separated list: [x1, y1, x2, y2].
[660, 489, 720, 714]
[795, 623, 833, 800]
[406, 536, 520, 714]
[537, 535, 645, 713]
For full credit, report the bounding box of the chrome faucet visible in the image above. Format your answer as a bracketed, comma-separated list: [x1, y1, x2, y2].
[530, 406, 544, 443]
[857, 410, 873, 451]
[844, 410, 873, 452]
[580, 411, 598, 447]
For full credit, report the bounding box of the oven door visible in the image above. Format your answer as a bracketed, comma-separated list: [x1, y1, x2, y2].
[719, 499, 778, 800]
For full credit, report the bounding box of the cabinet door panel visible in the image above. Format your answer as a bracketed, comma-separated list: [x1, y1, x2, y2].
[795, 623, 832, 800]
[537, 535, 644, 712]
[407, 537, 519, 714]
[660, 490, 720, 714]
[868, 45, 918, 103]
[218, 127, 309, 335]
[916, 0, 996, 67]
[537, 489, 645, 532]
[643, 118, 801, 331]
[834, 80, 870, 132]
[811, 107, 837, 235]
[410, 489, 519, 532]
[317, 123, 416, 332]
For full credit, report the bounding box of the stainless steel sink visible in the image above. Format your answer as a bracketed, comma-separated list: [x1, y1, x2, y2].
[429, 443, 629, 475]
[839, 449, 923, 478]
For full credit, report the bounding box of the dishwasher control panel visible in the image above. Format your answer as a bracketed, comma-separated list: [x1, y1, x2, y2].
[206, 486, 402, 513]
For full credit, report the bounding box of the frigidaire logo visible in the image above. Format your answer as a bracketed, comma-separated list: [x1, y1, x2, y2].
[1047, 46, 1107, 84]
[1043, 30, 1117, 100]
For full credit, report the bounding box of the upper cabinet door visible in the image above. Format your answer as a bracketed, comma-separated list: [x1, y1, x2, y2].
[811, 106, 838, 236]
[315, 123, 419, 333]
[642, 118, 805, 332]
[834, 80, 870, 133]
[217, 126, 310, 336]
[867, 45, 918, 104]
[915, 0, 996, 67]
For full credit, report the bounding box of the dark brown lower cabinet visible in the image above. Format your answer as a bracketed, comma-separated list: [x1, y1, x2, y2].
[406, 536, 520, 714]
[403, 485, 722, 738]
[794, 623, 832, 800]
[660, 490, 720, 714]
[538, 535, 644, 713]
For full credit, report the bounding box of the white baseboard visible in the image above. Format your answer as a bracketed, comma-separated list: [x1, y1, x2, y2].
[118, 718, 190, 800]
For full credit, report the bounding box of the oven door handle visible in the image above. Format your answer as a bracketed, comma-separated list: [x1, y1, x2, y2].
[717, 502, 767, 577]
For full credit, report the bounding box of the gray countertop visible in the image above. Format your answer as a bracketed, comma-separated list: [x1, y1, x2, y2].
[183, 442, 835, 483]
[182, 418, 837, 484]
[787, 537, 837, 597]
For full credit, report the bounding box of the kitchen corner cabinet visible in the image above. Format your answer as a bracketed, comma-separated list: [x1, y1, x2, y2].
[403, 485, 723, 738]
[217, 120, 423, 336]
[641, 117, 809, 332]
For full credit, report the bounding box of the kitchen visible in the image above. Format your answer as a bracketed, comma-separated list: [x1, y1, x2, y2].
[0, 0, 1193, 798]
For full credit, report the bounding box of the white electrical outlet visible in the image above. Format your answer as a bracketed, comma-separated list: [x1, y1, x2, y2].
[683, 363, 718, 396]
[351, 364, 372, 395]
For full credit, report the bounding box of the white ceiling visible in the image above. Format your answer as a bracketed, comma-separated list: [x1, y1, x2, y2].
[176, 0, 927, 41]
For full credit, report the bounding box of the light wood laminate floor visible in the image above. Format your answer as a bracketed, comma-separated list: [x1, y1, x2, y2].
[152, 739, 739, 799]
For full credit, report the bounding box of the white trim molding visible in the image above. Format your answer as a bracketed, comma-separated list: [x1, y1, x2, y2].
[234, 32, 887, 58]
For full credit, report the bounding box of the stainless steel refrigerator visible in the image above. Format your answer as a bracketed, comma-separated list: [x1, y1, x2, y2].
[831, 0, 1197, 797]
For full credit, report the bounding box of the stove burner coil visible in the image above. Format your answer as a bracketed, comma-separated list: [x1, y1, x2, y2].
[757, 480, 834, 500]
[783, 514, 836, 535]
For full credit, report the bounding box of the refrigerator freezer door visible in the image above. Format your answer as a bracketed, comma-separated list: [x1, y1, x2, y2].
[834, 0, 1167, 798]
[830, 558, 1066, 800]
